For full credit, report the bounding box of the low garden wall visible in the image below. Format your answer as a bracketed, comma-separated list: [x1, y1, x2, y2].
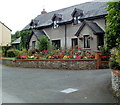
[112, 70, 120, 96]
[2, 59, 97, 70]
[101, 61, 109, 69]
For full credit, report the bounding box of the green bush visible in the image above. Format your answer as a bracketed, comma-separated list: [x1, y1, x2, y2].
[100, 46, 110, 56]
[6, 49, 20, 57]
[2, 46, 10, 57]
[37, 35, 50, 51]
[14, 49, 21, 57]
[19, 49, 28, 56]
[109, 49, 120, 70]
[109, 55, 120, 70]
[28, 49, 39, 55]
[6, 50, 16, 57]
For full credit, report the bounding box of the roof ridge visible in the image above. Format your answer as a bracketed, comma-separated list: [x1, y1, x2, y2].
[0, 21, 12, 31]
[36, 2, 92, 17]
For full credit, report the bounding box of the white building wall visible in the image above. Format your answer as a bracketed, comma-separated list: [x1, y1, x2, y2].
[0, 22, 11, 46]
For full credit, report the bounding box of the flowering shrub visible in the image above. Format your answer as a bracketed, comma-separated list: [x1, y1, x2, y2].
[109, 48, 120, 70]
[100, 46, 111, 61]
[16, 48, 95, 60]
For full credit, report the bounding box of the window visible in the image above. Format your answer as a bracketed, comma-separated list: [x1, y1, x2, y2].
[53, 21, 59, 28]
[71, 8, 83, 25]
[32, 41, 36, 49]
[84, 35, 90, 48]
[77, 16, 81, 24]
[52, 14, 62, 29]
[52, 40, 61, 48]
[72, 38, 78, 48]
[73, 16, 81, 25]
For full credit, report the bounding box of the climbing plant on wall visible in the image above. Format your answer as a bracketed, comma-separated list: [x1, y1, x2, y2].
[20, 30, 32, 49]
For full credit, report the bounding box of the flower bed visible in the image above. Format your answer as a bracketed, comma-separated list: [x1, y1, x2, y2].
[16, 48, 95, 60]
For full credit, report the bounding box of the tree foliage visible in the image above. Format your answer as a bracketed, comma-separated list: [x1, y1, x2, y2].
[37, 35, 50, 51]
[105, 1, 120, 49]
[11, 31, 21, 42]
[20, 30, 32, 49]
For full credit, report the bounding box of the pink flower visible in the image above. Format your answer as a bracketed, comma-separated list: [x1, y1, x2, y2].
[76, 55, 82, 59]
[78, 51, 82, 53]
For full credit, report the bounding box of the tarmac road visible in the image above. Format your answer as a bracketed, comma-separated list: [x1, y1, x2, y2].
[1, 64, 118, 103]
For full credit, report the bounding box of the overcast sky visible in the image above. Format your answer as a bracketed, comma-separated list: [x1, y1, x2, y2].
[0, 0, 110, 34]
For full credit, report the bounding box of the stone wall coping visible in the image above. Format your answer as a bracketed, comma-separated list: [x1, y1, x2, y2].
[1, 58, 97, 61]
[112, 70, 120, 77]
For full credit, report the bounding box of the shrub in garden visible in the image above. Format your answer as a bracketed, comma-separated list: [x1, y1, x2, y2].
[37, 35, 50, 52]
[19, 49, 28, 56]
[28, 49, 39, 55]
[100, 46, 111, 61]
[109, 48, 120, 70]
[6, 49, 16, 57]
[2, 46, 10, 57]
[6, 48, 20, 57]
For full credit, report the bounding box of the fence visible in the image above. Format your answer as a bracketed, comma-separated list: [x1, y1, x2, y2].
[1, 51, 109, 70]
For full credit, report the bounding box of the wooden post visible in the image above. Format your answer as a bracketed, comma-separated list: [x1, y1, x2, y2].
[95, 51, 102, 69]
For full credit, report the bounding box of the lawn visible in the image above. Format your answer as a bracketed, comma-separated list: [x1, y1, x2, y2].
[2, 57, 16, 59]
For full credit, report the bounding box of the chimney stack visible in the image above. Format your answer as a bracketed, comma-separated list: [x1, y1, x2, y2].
[41, 9, 47, 14]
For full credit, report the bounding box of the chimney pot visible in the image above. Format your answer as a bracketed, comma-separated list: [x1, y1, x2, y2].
[41, 9, 47, 14]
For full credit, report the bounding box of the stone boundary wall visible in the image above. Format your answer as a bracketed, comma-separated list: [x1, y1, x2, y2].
[112, 70, 120, 95]
[101, 61, 109, 69]
[1, 59, 97, 70]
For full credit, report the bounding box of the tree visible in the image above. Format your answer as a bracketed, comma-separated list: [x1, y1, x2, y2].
[105, 1, 120, 49]
[37, 35, 50, 51]
[106, 1, 120, 70]
[11, 31, 21, 42]
[20, 30, 32, 49]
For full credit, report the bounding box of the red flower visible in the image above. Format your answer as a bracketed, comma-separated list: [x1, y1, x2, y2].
[43, 49, 47, 53]
[58, 54, 64, 58]
[76, 55, 82, 59]
[69, 49, 74, 52]
[17, 56, 27, 59]
[101, 56, 109, 58]
[86, 51, 91, 54]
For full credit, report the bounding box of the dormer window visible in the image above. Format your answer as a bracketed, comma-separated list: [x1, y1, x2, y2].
[53, 20, 59, 28]
[71, 8, 84, 25]
[73, 16, 81, 24]
[52, 14, 62, 28]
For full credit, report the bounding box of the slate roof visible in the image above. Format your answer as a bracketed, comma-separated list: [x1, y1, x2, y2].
[23, 2, 107, 30]
[75, 21, 105, 36]
[32, 30, 46, 39]
[12, 37, 21, 44]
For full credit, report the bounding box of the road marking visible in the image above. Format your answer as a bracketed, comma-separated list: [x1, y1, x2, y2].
[60, 88, 78, 93]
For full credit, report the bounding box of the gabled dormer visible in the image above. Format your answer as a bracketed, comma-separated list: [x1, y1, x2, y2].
[52, 14, 62, 28]
[71, 8, 84, 25]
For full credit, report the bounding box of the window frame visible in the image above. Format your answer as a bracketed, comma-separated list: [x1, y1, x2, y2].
[73, 16, 81, 25]
[84, 35, 90, 48]
[71, 38, 78, 48]
[52, 40, 61, 49]
[32, 41, 36, 49]
[53, 20, 59, 28]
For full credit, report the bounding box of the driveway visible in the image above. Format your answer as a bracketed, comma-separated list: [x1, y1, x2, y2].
[1, 64, 117, 103]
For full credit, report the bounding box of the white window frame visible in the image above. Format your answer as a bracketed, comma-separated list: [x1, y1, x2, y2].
[53, 21, 59, 28]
